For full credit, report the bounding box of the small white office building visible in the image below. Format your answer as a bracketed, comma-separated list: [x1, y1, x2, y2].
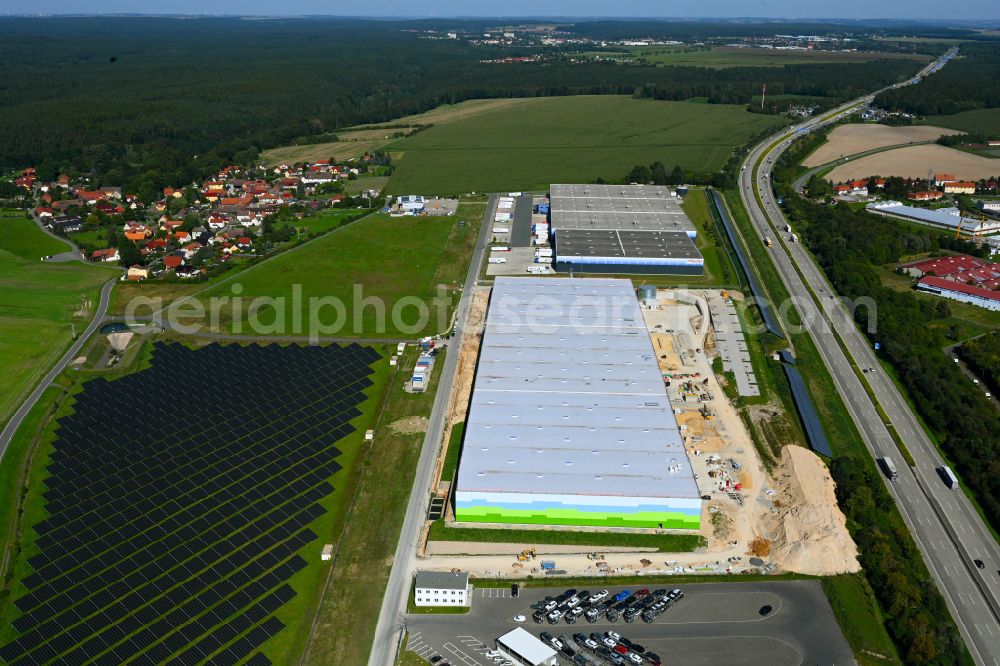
[496, 628, 558, 666]
[396, 195, 426, 213]
[413, 571, 470, 607]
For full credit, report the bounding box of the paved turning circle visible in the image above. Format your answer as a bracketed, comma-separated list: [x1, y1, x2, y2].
[0, 341, 381, 665]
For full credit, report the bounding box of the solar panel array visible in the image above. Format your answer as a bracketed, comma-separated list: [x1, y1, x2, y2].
[0, 341, 381, 665]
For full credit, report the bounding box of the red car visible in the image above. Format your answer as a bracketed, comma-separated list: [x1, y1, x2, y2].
[614, 644, 628, 655]
[634, 588, 650, 598]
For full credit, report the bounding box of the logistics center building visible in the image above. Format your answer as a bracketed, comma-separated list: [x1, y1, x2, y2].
[453, 277, 701, 530]
[548, 184, 704, 275]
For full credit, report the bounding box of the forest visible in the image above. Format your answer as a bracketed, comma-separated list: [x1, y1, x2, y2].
[875, 41, 1000, 115]
[0, 18, 935, 198]
[959, 331, 1000, 396]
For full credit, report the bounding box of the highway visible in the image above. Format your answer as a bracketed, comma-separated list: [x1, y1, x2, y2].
[737, 47, 1000, 664]
[0, 277, 117, 461]
[368, 195, 497, 666]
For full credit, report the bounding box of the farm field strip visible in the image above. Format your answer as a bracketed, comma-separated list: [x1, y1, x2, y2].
[386, 96, 784, 195]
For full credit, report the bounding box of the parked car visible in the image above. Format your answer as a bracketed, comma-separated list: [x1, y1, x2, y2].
[627, 654, 643, 665]
[590, 590, 609, 603]
[634, 588, 649, 598]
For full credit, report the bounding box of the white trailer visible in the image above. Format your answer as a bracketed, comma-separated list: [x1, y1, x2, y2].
[488, 257, 508, 264]
[937, 466, 959, 490]
[879, 457, 899, 481]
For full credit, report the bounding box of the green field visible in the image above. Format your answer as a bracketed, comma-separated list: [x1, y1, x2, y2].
[386, 96, 783, 195]
[590, 46, 928, 69]
[0, 215, 117, 429]
[183, 202, 484, 338]
[927, 108, 1000, 135]
[427, 520, 704, 552]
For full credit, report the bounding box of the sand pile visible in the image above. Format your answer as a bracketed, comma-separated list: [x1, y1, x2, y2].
[765, 446, 859, 575]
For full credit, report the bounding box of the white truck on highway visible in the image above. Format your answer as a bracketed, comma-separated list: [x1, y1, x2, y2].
[879, 457, 899, 481]
[937, 465, 959, 490]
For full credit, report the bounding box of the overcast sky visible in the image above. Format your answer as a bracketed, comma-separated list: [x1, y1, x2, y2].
[12, 0, 1000, 20]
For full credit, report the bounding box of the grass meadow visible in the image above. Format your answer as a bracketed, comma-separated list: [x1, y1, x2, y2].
[594, 46, 928, 69]
[386, 96, 783, 195]
[927, 108, 1000, 135]
[0, 213, 117, 429]
[187, 201, 485, 338]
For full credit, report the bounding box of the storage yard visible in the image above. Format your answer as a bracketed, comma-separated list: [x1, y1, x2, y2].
[426, 279, 857, 580]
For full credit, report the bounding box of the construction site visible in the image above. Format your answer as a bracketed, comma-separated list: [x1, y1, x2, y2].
[421, 279, 858, 579]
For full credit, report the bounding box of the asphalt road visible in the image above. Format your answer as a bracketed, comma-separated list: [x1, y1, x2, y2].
[737, 47, 1000, 665]
[0, 277, 117, 462]
[368, 195, 498, 666]
[406, 580, 852, 666]
[30, 212, 87, 263]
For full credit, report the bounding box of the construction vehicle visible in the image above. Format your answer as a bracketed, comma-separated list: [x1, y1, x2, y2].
[700, 406, 714, 420]
[517, 548, 537, 562]
[587, 553, 606, 561]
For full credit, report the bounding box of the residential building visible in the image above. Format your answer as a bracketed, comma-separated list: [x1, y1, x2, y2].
[92, 248, 120, 263]
[944, 181, 976, 195]
[413, 571, 470, 607]
[909, 190, 945, 201]
[127, 265, 149, 281]
[934, 173, 957, 186]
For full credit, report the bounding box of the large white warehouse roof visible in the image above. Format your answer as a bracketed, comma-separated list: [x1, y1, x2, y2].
[457, 277, 699, 500]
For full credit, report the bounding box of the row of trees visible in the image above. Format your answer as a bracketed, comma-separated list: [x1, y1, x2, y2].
[831, 456, 969, 664]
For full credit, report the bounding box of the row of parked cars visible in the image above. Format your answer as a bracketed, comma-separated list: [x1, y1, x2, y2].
[530, 587, 684, 625]
[539, 629, 661, 666]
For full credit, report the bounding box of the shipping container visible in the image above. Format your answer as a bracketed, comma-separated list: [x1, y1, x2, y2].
[491, 246, 511, 252]
[489, 257, 508, 264]
[493, 227, 510, 234]
[535, 249, 554, 257]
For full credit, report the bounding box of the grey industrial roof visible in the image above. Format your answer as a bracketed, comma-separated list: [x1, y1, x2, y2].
[867, 201, 1000, 234]
[457, 277, 699, 500]
[549, 183, 696, 235]
[554, 229, 701, 261]
[415, 570, 469, 590]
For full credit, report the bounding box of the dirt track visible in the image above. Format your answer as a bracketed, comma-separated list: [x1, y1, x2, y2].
[803, 123, 960, 167]
[825, 143, 1000, 182]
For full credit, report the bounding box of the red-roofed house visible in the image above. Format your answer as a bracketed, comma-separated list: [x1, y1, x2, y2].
[934, 173, 957, 186]
[944, 181, 976, 194]
[910, 190, 944, 201]
[164, 254, 184, 270]
[92, 248, 120, 263]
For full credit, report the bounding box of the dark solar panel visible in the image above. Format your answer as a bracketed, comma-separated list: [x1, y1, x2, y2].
[0, 342, 378, 662]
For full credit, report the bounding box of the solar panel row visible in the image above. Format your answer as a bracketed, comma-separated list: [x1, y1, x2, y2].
[0, 342, 379, 664]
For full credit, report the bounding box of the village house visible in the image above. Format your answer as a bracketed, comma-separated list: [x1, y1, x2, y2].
[92, 248, 120, 263]
[944, 181, 977, 195]
[126, 265, 149, 281]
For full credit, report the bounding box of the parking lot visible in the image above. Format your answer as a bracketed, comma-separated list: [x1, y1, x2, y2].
[404, 580, 852, 665]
